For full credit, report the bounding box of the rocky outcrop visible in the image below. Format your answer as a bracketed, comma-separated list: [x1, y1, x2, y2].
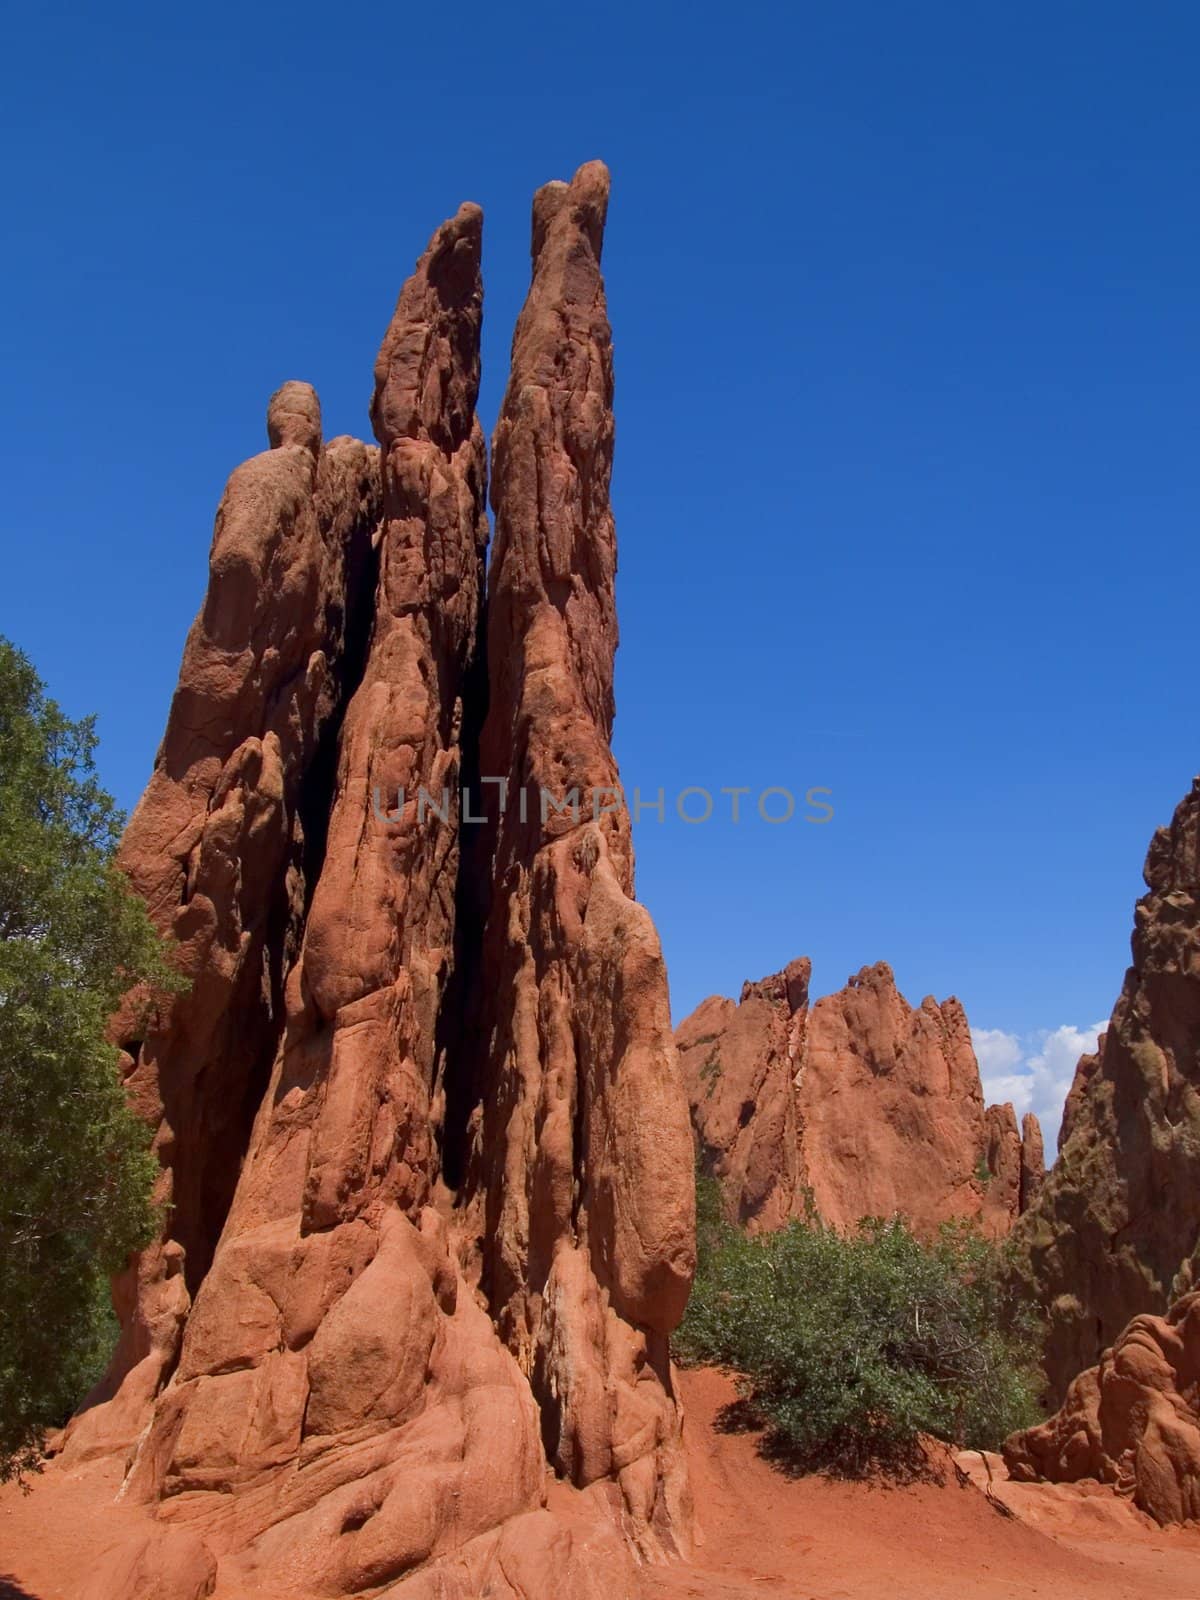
[679, 959, 1044, 1239]
[1020, 1112, 1046, 1212]
[1014, 778, 1200, 1401]
[53, 164, 692, 1600]
[1004, 1290, 1200, 1526]
[65, 382, 381, 1463]
[463, 161, 694, 1547]
[984, 1103, 1024, 1238]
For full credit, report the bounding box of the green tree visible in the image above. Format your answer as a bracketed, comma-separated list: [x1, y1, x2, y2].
[0, 638, 176, 1480]
[678, 1174, 1041, 1474]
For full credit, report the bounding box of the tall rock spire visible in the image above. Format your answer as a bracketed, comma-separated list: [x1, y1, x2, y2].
[98, 207, 554, 1598]
[55, 172, 693, 1599]
[466, 160, 695, 1547]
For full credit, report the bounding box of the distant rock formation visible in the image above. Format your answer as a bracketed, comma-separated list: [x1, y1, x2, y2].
[1014, 778, 1200, 1401]
[56, 164, 693, 1600]
[1020, 1112, 1045, 1213]
[678, 959, 1044, 1239]
[1004, 1290, 1200, 1525]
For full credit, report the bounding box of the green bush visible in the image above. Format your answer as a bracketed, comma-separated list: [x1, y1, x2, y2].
[677, 1175, 1041, 1473]
[0, 638, 179, 1480]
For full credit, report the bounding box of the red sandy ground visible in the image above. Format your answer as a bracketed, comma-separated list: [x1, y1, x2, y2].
[2, 1367, 1199, 1599]
[648, 1368, 1200, 1600]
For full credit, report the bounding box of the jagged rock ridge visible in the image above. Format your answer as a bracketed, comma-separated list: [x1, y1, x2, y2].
[678, 959, 1044, 1239]
[58, 164, 693, 1600]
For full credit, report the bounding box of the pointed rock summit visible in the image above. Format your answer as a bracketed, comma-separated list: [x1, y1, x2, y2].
[465, 159, 694, 1527]
[51, 165, 694, 1600]
[678, 959, 1044, 1238]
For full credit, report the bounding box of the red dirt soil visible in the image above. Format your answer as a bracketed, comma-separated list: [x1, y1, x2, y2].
[647, 1368, 1200, 1600]
[3, 1367, 1199, 1599]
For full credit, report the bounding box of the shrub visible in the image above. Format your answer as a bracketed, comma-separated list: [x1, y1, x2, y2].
[0, 638, 179, 1480]
[677, 1175, 1041, 1473]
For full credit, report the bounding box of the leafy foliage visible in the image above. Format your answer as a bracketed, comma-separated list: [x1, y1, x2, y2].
[0, 638, 177, 1480]
[678, 1174, 1041, 1474]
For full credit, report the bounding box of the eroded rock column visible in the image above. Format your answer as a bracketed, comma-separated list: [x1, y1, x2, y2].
[465, 161, 696, 1554]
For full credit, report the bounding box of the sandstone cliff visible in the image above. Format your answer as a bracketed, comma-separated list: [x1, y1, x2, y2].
[1014, 777, 1200, 1401]
[679, 959, 1043, 1239]
[56, 164, 693, 1600]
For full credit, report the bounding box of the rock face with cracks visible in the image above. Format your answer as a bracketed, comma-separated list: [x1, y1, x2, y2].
[679, 959, 1044, 1239]
[50, 164, 692, 1600]
[464, 161, 695, 1543]
[1013, 777, 1200, 1402]
[1004, 1290, 1200, 1526]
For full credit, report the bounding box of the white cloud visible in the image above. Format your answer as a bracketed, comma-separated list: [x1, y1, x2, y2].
[972, 1020, 1107, 1153]
[972, 1027, 1024, 1078]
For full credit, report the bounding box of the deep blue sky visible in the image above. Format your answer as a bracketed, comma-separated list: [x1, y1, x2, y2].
[3, 4, 1197, 1130]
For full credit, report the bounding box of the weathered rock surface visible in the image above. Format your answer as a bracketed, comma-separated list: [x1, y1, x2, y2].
[983, 1103, 1024, 1238]
[1014, 778, 1200, 1401]
[1004, 1290, 1200, 1526]
[463, 160, 695, 1551]
[64, 383, 381, 1464]
[44, 164, 693, 1600]
[679, 959, 1043, 1239]
[1020, 1111, 1046, 1213]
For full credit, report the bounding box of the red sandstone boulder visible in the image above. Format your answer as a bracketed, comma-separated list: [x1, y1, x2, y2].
[1004, 1290, 1200, 1525]
[79, 1525, 217, 1600]
[679, 959, 1043, 1239]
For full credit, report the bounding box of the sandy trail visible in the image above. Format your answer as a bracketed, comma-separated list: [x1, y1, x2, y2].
[648, 1367, 1200, 1600]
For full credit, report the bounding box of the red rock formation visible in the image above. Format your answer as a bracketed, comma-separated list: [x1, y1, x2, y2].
[1020, 1111, 1045, 1212]
[679, 960, 1044, 1239]
[678, 962, 811, 1233]
[46, 166, 693, 1600]
[1014, 778, 1200, 1400]
[983, 1103, 1024, 1237]
[88, 204, 543, 1599]
[1004, 1290, 1200, 1525]
[463, 161, 695, 1551]
[64, 382, 381, 1464]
